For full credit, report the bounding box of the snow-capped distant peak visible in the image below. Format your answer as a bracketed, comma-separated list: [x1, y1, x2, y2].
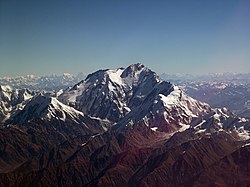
[0, 85, 12, 92]
[63, 72, 73, 78]
[0, 86, 36, 123]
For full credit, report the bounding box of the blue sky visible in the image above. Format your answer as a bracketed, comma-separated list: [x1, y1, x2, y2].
[0, 0, 250, 76]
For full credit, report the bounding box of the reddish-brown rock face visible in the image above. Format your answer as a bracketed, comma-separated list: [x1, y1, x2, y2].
[193, 144, 250, 187]
[0, 123, 249, 187]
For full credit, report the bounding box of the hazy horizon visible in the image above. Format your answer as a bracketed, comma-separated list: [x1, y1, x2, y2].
[1, 0, 250, 76]
[1, 65, 250, 79]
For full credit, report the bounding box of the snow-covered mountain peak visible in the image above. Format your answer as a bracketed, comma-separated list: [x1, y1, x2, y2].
[81, 63, 154, 88]
[82, 63, 151, 87]
[63, 72, 73, 78]
[59, 64, 211, 133]
[0, 85, 13, 102]
[120, 63, 161, 88]
[0, 85, 34, 101]
[120, 63, 146, 78]
[0, 86, 36, 123]
[8, 94, 84, 124]
[0, 85, 12, 92]
[59, 64, 164, 121]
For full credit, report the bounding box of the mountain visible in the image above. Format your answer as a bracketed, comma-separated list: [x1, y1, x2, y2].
[192, 144, 250, 186]
[160, 73, 250, 118]
[8, 94, 86, 124]
[1, 94, 108, 174]
[7, 94, 107, 134]
[0, 85, 36, 123]
[115, 84, 210, 133]
[160, 72, 250, 83]
[59, 63, 161, 121]
[0, 73, 86, 91]
[1, 115, 249, 186]
[59, 63, 210, 133]
[0, 64, 250, 187]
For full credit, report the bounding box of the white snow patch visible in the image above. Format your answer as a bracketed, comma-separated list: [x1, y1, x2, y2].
[108, 82, 115, 92]
[213, 113, 220, 120]
[242, 143, 250, 147]
[195, 129, 206, 134]
[108, 68, 124, 85]
[143, 116, 150, 127]
[236, 126, 250, 140]
[81, 143, 87, 146]
[150, 127, 158, 132]
[178, 123, 190, 132]
[123, 106, 131, 113]
[217, 122, 223, 128]
[239, 118, 248, 122]
[159, 86, 198, 118]
[194, 120, 206, 129]
[154, 100, 158, 104]
[159, 86, 180, 107]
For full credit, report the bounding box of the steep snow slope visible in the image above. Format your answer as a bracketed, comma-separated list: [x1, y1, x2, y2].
[8, 94, 85, 124]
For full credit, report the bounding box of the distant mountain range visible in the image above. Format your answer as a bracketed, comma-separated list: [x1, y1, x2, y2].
[2, 71, 249, 118]
[160, 73, 250, 118]
[0, 72, 86, 91]
[0, 64, 249, 186]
